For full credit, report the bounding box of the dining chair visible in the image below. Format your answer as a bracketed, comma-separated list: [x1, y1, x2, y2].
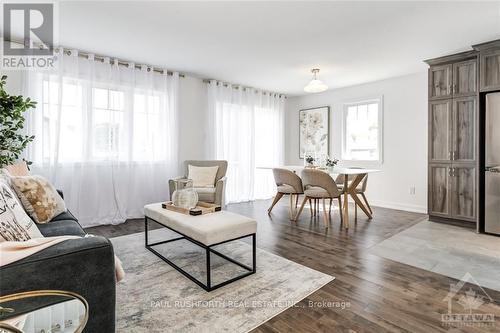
[294, 169, 343, 227]
[268, 168, 304, 219]
[335, 173, 372, 218]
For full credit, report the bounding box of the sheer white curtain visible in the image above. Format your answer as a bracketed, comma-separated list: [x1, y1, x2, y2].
[207, 81, 284, 203]
[22, 48, 179, 227]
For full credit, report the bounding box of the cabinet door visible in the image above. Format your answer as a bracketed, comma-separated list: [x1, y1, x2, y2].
[452, 97, 477, 162]
[451, 165, 476, 221]
[429, 100, 452, 162]
[429, 164, 451, 217]
[480, 49, 500, 92]
[452, 60, 477, 96]
[429, 65, 452, 99]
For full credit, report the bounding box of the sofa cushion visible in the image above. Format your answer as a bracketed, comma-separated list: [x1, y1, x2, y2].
[37, 220, 86, 237]
[50, 210, 78, 223]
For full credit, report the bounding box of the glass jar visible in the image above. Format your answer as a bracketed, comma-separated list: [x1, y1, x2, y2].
[172, 179, 198, 209]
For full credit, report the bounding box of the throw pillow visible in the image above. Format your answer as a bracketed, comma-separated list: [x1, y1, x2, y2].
[188, 165, 219, 188]
[0, 181, 43, 241]
[4, 161, 30, 177]
[10, 176, 66, 224]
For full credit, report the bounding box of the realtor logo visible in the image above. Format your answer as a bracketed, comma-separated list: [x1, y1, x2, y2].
[442, 272, 495, 328]
[2, 2, 57, 69]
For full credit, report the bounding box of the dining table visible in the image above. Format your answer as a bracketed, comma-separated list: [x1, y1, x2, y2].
[259, 165, 381, 229]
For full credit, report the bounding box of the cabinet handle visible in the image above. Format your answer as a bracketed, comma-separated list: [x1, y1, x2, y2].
[452, 84, 456, 94]
[449, 167, 452, 176]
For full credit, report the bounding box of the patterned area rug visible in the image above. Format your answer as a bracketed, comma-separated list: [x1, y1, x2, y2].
[111, 229, 334, 332]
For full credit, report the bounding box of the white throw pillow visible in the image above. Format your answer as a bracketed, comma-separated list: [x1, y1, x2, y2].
[0, 181, 43, 242]
[188, 165, 219, 188]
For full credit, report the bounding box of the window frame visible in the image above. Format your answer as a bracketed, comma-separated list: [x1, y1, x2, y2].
[341, 96, 384, 164]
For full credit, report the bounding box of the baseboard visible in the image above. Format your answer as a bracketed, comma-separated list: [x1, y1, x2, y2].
[368, 200, 427, 214]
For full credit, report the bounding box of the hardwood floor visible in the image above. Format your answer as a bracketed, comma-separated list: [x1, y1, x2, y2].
[85, 199, 500, 332]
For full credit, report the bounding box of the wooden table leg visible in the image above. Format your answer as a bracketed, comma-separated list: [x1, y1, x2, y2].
[348, 174, 372, 219]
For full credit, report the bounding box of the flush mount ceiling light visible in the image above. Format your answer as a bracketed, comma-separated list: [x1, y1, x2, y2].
[304, 68, 328, 93]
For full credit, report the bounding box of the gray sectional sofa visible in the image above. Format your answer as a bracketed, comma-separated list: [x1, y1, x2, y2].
[0, 193, 116, 333]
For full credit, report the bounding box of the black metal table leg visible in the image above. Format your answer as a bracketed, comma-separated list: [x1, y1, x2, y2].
[144, 215, 256, 292]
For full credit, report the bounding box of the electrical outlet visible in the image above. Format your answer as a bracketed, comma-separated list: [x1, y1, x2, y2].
[409, 186, 416, 195]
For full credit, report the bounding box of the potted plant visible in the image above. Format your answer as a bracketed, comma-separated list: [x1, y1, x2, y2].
[325, 156, 339, 172]
[0, 75, 36, 168]
[304, 154, 315, 168]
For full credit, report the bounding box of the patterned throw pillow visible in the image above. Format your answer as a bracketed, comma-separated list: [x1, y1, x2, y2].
[10, 176, 66, 224]
[0, 181, 43, 241]
[4, 161, 30, 177]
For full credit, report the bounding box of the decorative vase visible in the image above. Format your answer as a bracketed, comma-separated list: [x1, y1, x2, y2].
[172, 179, 198, 209]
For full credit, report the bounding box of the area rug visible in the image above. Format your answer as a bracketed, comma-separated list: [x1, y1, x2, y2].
[369, 220, 500, 291]
[111, 229, 334, 332]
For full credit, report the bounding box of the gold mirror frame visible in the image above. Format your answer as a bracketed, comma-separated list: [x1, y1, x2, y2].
[0, 290, 89, 333]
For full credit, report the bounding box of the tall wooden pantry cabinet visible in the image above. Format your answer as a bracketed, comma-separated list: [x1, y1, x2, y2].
[425, 39, 500, 232]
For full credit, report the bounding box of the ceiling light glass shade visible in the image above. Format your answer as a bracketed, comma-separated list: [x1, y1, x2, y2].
[304, 79, 328, 93]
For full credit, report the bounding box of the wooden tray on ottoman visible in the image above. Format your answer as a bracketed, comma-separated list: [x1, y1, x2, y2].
[162, 201, 221, 216]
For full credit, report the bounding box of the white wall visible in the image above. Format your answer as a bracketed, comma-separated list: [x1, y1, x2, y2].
[285, 72, 428, 213]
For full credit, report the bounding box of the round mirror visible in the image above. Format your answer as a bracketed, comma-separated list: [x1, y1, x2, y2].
[0, 290, 88, 333]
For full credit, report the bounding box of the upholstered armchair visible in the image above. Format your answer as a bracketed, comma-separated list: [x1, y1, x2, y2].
[169, 160, 228, 206]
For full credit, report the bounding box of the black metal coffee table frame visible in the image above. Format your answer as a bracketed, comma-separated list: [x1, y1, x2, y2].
[145, 216, 256, 292]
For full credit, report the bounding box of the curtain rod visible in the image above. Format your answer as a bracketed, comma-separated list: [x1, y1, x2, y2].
[4, 38, 185, 77]
[203, 79, 286, 98]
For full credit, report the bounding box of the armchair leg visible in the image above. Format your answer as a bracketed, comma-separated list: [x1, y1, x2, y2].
[309, 199, 313, 217]
[268, 192, 284, 214]
[294, 196, 309, 221]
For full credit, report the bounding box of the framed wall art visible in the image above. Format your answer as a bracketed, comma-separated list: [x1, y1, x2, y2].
[299, 106, 330, 159]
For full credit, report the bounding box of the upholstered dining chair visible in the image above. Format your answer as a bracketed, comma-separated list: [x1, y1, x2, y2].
[169, 160, 228, 206]
[335, 172, 372, 218]
[268, 168, 304, 219]
[294, 169, 343, 227]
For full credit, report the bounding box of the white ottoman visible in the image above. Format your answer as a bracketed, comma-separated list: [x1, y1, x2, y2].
[144, 203, 257, 291]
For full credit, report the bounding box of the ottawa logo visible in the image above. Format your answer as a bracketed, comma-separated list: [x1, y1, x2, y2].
[442, 272, 495, 328]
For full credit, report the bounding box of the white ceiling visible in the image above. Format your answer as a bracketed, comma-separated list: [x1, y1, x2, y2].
[11, 1, 500, 95]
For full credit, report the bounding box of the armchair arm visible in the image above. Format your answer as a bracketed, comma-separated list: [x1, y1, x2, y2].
[168, 176, 186, 200]
[0, 236, 116, 333]
[215, 176, 227, 206]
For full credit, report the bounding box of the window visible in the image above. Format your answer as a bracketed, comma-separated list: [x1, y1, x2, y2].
[41, 78, 168, 163]
[342, 98, 383, 162]
[42, 80, 84, 162]
[92, 88, 125, 159]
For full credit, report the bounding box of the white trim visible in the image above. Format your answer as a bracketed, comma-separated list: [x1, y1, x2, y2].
[369, 199, 427, 214]
[341, 95, 384, 163]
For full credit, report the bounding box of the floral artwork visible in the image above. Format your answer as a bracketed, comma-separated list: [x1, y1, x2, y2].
[299, 106, 329, 158]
